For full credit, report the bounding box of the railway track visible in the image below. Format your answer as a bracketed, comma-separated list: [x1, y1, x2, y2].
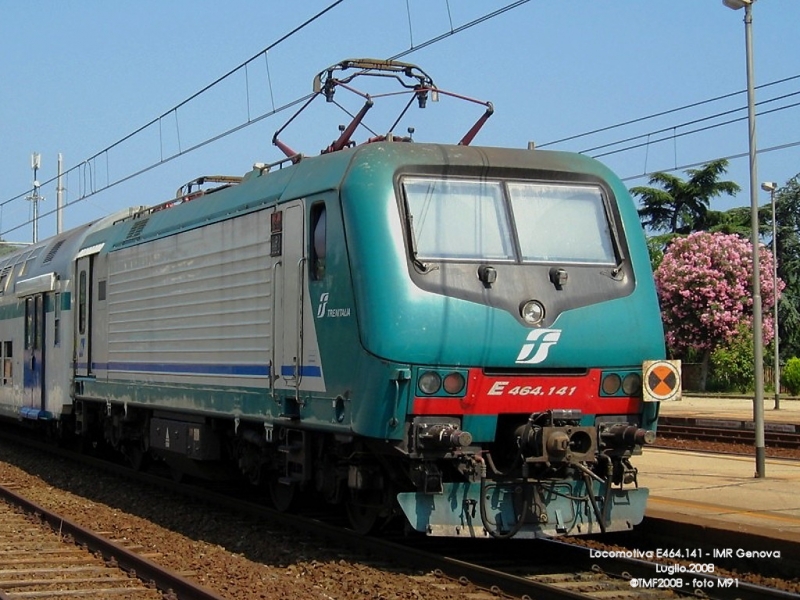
[657, 416, 800, 448]
[0, 482, 225, 600]
[405, 535, 799, 600]
[2, 432, 798, 600]
[153, 485, 791, 600]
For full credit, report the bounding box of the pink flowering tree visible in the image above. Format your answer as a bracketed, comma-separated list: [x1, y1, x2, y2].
[655, 231, 784, 390]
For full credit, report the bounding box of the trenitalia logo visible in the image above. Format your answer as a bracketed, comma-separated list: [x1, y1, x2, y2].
[316, 293, 330, 318]
[515, 329, 562, 364]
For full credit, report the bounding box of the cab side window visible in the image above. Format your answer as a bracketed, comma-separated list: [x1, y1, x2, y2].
[310, 203, 327, 280]
[79, 270, 87, 335]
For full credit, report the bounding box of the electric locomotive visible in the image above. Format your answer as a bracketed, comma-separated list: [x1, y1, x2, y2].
[0, 60, 680, 538]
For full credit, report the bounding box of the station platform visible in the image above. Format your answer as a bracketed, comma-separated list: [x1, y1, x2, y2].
[637, 448, 800, 544]
[658, 394, 800, 425]
[635, 395, 800, 545]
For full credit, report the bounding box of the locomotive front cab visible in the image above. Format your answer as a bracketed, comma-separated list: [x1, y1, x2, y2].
[341, 144, 680, 539]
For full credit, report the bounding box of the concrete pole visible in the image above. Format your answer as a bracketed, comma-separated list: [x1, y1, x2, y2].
[770, 187, 779, 410]
[742, 2, 766, 478]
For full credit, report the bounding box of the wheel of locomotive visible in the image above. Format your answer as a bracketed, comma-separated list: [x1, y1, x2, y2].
[123, 441, 149, 471]
[170, 467, 185, 483]
[345, 491, 385, 535]
[269, 479, 298, 512]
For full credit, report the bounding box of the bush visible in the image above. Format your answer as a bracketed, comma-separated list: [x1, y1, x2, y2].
[655, 231, 781, 359]
[709, 327, 754, 393]
[781, 357, 800, 396]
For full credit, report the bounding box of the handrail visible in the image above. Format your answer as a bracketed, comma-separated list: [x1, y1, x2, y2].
[270, 260, 282, 402]
[294, 257, 307, 398]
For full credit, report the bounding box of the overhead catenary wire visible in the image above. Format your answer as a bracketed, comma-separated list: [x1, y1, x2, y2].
[0, 92, 318, 238]
[538, 73, 800, 149]
[0, 0, 532, 240]
[620, 138, 800, 184]
[582, 90, 800, 156]
[537, 72, 800, 186]
[3, 2, 797, 240]
[389, 0, 530, 60]
[591, 99, 800, 160]
[0, 0, 347, 211]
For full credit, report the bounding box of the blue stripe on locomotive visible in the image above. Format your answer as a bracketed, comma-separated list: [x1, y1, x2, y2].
[68, 141, 663, 446]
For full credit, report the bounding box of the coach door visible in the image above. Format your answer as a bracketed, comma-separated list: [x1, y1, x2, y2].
[23, 294, 46, 412]
[276, 201, 305, 389]
[75, 255, 93, 377]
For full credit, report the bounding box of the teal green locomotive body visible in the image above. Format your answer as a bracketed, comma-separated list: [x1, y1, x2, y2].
[0, 139, 678, 538]
[314, 142, 677, 536]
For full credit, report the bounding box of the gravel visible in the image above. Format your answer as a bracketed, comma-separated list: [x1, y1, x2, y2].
[1, 436, 796, 599]
[654, 436, 800, 459]
[0, 441, 482, 600]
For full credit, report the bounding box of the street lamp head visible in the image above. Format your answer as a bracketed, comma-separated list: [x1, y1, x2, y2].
[761, 181, 778, 192]
[723, 0, 753, 9]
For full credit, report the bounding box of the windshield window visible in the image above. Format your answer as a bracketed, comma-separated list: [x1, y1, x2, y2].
[402, 177, 617, 265]
[403, 178, 514, 261]
[507, 182, 616, 265]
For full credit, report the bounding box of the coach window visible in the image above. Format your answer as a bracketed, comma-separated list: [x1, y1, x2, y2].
[34, 296, 43, 351]
[0, 265, 10, 294]
[310, 202, 327, 280]
[24, 297, 34, 350]
[79, 270, 87, 335]
[33, 296, 44, 350]
[53, 292, 61, 347]
[2, 342, 11, 385]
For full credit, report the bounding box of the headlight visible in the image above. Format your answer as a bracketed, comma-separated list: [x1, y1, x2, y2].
[418, 371, 442, 395]
[601, 373, 621, 395]
[622, 373, 642, 396]
[520, 300, 545, 325]
[443, 372, 466, 394]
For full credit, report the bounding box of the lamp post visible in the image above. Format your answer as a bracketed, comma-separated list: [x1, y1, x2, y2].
[25, 153, 43, 244]
[723, 0, 765, 478]
[762, 181, 779, 410]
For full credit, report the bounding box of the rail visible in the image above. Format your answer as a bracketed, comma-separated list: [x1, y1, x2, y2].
[2, 427, 798, 600]
[657, 417, 800, 449]
[0, 482, 225, 600]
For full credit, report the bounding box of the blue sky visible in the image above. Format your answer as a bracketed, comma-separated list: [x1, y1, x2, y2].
[2, 1, 799, 244]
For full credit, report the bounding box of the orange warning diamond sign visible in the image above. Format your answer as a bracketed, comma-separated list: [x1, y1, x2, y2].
[643, 360, 682, 402]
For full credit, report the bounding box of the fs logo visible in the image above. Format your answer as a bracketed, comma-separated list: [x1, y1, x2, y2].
[515, 329, 562, 364]
[316, 292, 329, 318]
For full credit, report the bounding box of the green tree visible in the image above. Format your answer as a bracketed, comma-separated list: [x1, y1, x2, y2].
[632, 159, 740, 235]
[702, 205, 753, 237]
[771, 174, 800, 361]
